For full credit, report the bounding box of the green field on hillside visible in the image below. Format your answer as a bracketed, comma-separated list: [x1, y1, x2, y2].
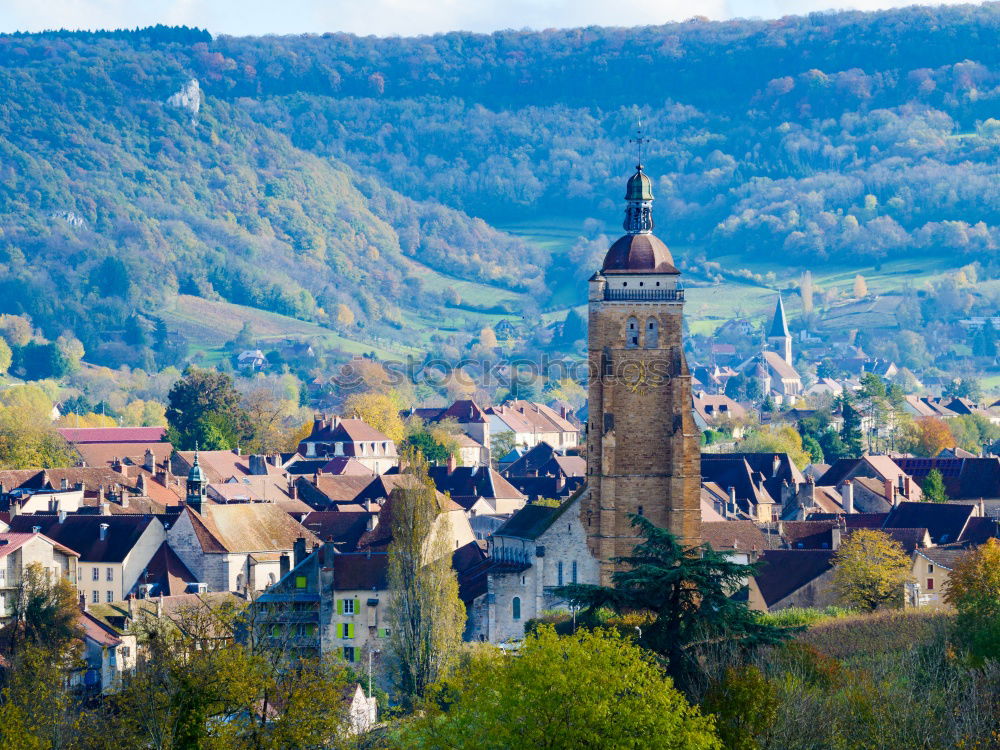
[160, 294, 420, 363]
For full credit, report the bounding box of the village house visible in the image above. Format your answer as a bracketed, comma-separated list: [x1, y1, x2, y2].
[691, 391, 748, 436]
[8, 514, 165, 605]
[485, 400, 579, 451]
[501, 442, 586, 504]
[407, 399, 491, 466]
[746, 549, 838, 611]
[56, 426, 172, 472]
[470, 492, 599, 644]
[166, 457, 320, 593]
[0, 532, 79, 622]
[297, 417, 398, 474]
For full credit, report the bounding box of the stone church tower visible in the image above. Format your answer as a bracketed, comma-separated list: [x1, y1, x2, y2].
[583, 163, 701, 583]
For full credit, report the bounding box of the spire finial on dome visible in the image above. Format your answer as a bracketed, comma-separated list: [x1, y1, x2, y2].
[629, 118, 649, 171]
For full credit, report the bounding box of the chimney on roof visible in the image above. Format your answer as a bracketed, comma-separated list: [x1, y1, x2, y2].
[293, 537, 307, 567]
[728, 486, 737, 519]
[144, 448, 155, 472]
[60, 478, 68, 491]
[904, 475, 912, 499]
[127, 594, 135, 619]
[79, 591, 87, 613]
[235, 444, 241, 457]
[58, 510, 66, 524]
[100, 501, 110, 516]
[884, 478, 895, 505]
[136, 473, 146, 495]
[32, 525, 41, 533]
[98, 485, 105, 503]
[280, 553, 290, 579]
[288, 477, 298, 500]
[841, 481, 854, 514]
[831, 524, 842, 551]
[772, 455, 781, 477]
[248, 455, 267, 476]
[99, 523, 109, 541]
[446, 453, 457, 473]
[156, 595, 162, 619]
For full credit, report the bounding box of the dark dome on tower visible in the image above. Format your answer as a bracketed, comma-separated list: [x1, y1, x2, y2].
[601, 234, 679, 274]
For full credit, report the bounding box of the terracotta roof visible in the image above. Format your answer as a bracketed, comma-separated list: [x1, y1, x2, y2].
[762, 350, 800, 381]
[79, 612, 121, 647]
[320, 457, 375, 476]
[701, 521, 767, 552]
[753, 550, 835, 608]
[601, 234, 679, 274]
[8, 514, 157, 563]
[915, 545, 968, 571]
[58, 427, 166, 444]
[332, 419, 392, 443]
[440, 399, 488, 424]
[0, 532, 79, 559]
[74, 442, 174, 469]
[132, 542, 197, 596]
[304, 474, 375, 506]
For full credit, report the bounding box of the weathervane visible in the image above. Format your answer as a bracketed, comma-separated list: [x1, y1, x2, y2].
[629, 119, 650, 170]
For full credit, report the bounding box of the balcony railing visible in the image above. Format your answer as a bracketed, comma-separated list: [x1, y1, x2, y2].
[604, 288, 684, 302]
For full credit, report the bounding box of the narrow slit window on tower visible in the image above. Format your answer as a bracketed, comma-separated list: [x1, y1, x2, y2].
[626, 317, 639, 348]
[602, 347, 613, 376]
[645, 317, 659, 348]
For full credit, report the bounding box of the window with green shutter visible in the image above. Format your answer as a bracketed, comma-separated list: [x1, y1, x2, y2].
[337, 599, 343, 614]
[346, 623, 355, 639]
[336, 623, 343, 638]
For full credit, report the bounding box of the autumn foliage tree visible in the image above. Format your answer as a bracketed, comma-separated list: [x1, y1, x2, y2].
[832, 530, 913, 611]
[385, 449, 466, 706]
[945, 538, 1000, 664]
[397, 627, 721, 749]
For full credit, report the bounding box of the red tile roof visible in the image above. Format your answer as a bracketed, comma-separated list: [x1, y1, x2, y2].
[58, 427, 166, 444]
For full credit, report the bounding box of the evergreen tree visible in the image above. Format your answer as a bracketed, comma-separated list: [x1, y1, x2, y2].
[922, 469, 948, 503]
[556, 515, 793, 694]
[837, 392, 863, 456]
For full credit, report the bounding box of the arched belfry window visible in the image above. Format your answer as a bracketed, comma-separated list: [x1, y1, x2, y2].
[645, 317, 659, 348]
[626, 317, 639, 348]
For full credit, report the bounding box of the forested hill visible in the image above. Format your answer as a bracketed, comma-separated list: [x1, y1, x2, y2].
[3, 6, 1000, 365]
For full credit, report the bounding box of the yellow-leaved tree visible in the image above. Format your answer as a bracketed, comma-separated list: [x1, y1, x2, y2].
[342, 390, 406, 443]
[396, 626, 721, 749]
[945, 538, 1000, 664]
[832, 529, 913, 611]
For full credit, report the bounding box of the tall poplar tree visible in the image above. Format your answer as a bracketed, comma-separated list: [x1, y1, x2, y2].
[385, 449, 466, 706]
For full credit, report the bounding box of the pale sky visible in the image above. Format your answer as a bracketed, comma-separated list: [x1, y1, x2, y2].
[0, 0, 982, 37]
